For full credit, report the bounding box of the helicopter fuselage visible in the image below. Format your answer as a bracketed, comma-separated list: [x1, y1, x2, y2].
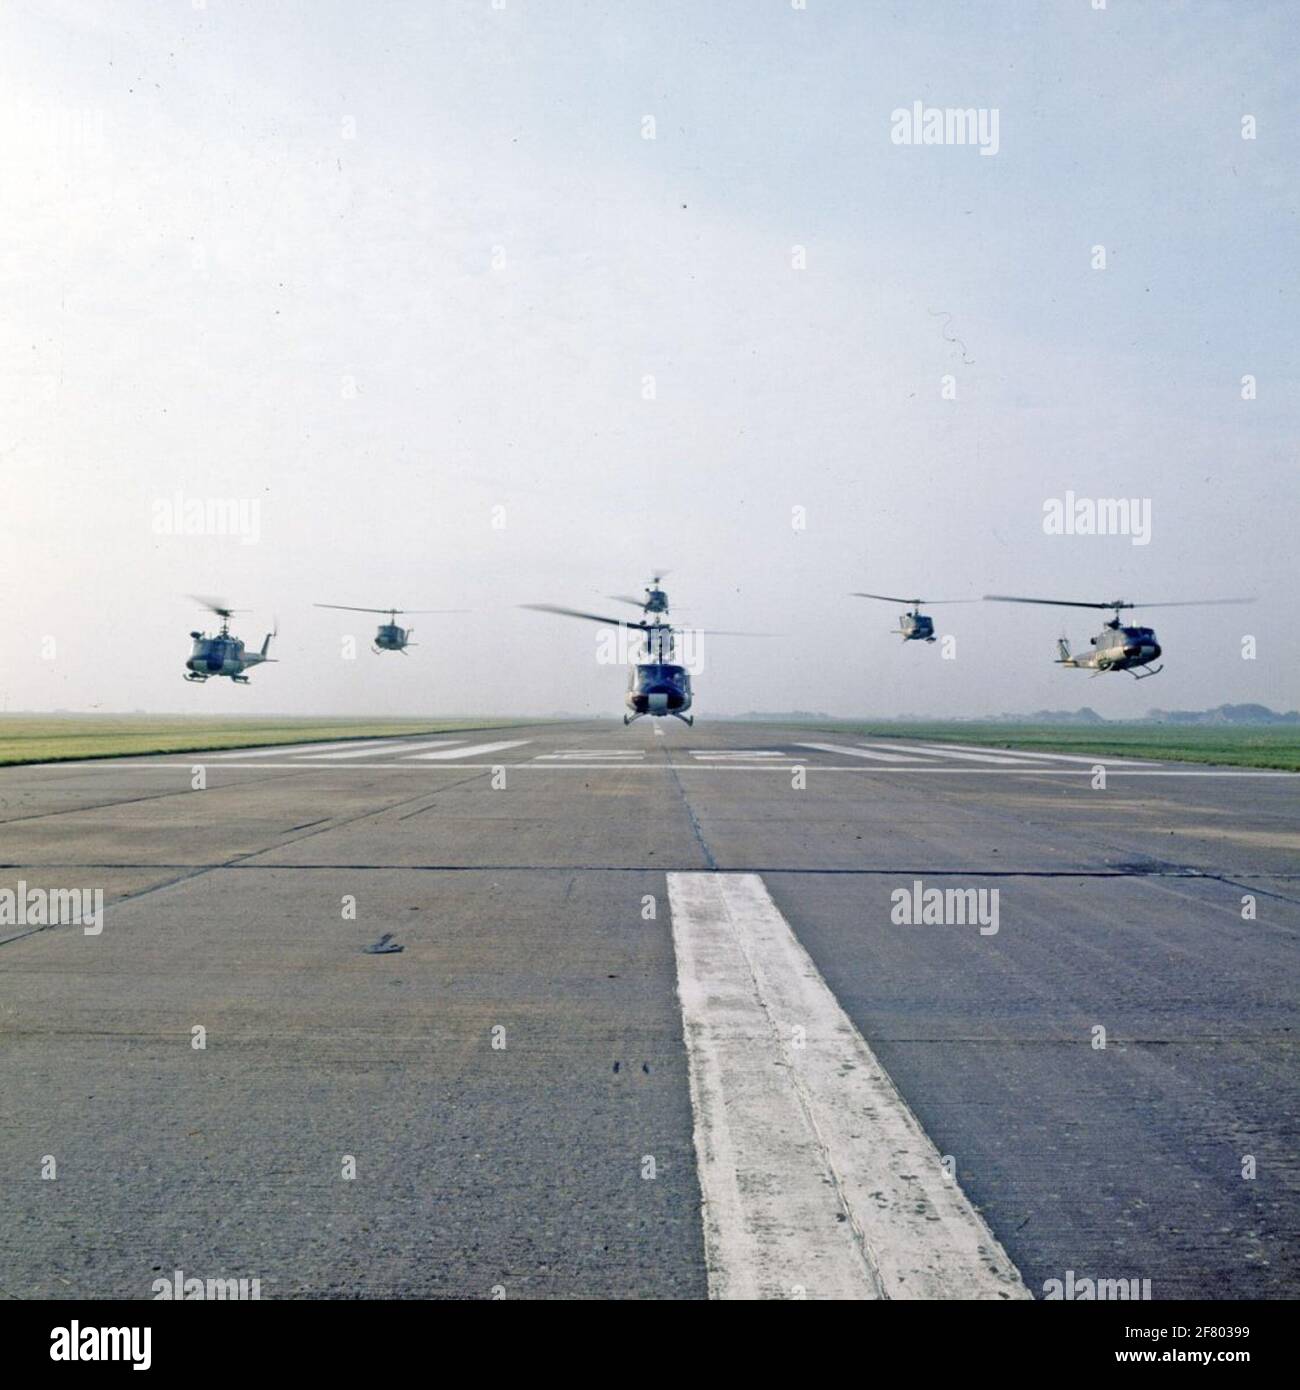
[896, 610, 936, 642]
[185, 632, 271, 682]
[373, 623, 410, 652]
[1058, 622, 1162, 677]
[625, 662, 692, 720]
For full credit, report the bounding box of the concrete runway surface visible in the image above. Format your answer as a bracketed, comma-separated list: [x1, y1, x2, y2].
[0, 720, 1296, 1300]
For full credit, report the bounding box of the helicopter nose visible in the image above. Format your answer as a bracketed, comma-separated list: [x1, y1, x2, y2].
[642, 683, 686, 711]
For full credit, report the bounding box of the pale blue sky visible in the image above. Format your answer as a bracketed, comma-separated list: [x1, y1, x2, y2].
[1, 0, 1295, 716]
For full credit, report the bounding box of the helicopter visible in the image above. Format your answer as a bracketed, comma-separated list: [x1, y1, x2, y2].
[983, 594, 1255, 679]
[313, 603, 467, 654]
[850, 591, 977, 643]
[606, 571, 672, 619]
[522, 580, 769, 725]
[184, 597, 276, 684]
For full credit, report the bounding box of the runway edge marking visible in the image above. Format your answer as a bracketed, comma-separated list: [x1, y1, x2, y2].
[667, 871, 1030, 1301]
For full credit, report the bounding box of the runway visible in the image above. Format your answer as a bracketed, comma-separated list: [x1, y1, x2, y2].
[1, 719, 1296, 1299]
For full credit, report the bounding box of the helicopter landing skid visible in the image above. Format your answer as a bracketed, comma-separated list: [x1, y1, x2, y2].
[1129, 664, 1164, 680]
[623, 712, 644, 725]
[183, 672, 208, 683]
[671, 711, 694, 726]
[231, 674, 251, 684]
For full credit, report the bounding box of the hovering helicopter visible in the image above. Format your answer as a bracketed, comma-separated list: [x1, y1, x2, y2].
[983, 594, 1255, 679]
[606, 571, 672, 619]
[313, 603, 467, 654]
[184, 597, 276, 684]
[523, 579, 769, 725]
[850, 591, 977, 643]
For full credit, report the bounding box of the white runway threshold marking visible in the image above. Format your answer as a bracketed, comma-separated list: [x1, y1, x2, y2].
[912, 742, 1158, 768]
[208, 741, 365, 758]
[407, 739, 531, 760]
[667, 872, 1028, 1301]
[534, 749, 645, 760]
[308, 739, 465, 759]
[863, 743, 1028, 766]
[689, 750, 788, 760]
[794, 741, 921, 763]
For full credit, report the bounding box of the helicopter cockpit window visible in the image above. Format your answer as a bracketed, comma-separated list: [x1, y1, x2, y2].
[635, 664, 684, 688]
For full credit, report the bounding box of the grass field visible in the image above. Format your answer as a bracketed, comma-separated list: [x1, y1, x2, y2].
[0, 716, 528, 767]
[812, 722, 1300, 772]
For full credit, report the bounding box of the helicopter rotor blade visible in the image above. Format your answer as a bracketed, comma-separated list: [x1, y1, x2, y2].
[983, 594, 1129, 610]
[188, 593, 243, 618]
[1117, 598, 1256, 609]
[985, 594, 1256, 611]
[316, 604, 469, 616]
[853, 594, 980, 606]
[606, 594, 648, 607]
[850, 592, 923, 606]
[521, 603, 652, 631]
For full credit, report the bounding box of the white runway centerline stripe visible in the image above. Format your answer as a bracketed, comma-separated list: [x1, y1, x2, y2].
[667, 872, 1028, 1301]
[408, 739, 531, 760]
[794, 741, 922, 763]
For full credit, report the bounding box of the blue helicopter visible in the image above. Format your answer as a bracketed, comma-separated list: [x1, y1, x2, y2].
[184, 597, 276, 684]
[314, 602, 467, 654]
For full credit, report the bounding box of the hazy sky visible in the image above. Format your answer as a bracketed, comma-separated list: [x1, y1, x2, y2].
[2, 0, 1296, 718]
